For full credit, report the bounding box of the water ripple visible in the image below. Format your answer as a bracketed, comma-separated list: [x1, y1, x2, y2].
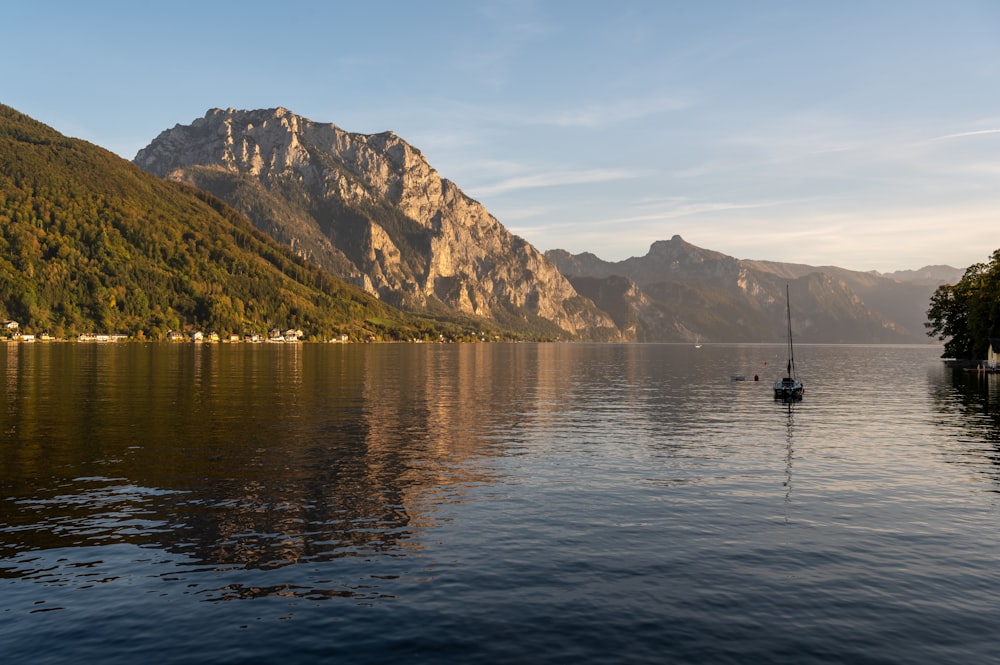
[2, 343, 999, 664]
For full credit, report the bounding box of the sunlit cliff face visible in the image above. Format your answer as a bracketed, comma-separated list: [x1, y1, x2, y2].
[135, 108, 618, 339]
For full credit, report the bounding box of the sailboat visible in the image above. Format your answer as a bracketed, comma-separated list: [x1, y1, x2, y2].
[774, 285, 804, 401]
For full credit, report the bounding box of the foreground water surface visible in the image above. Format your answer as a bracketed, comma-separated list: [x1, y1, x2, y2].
[1, 342, 998, 664]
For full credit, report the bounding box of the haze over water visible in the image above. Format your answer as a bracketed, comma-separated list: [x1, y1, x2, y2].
[2, 342, 998, 664]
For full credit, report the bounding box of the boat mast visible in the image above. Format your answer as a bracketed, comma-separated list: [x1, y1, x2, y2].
[785, 284, 795, 379]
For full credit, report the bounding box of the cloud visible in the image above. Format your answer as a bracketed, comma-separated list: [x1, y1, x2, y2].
[930, 128, 1000, 141]
[510, 189, 999, 272]
[491, 204, 557, 221]
[469, 168, 637, 197]
[618, 197, 788, 223]
[675, 204, 997, 270]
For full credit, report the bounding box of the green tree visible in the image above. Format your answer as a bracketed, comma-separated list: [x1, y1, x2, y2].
[927, 249, 1000, 359]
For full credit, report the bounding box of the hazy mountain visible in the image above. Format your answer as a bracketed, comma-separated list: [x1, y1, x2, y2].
[134, 108, 618, 340]
[547, 236, 944, 344]
[882, 265, 964, 287]
[0, 104, 463, 341]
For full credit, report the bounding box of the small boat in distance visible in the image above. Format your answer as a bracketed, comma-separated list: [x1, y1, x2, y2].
[774, 285, 804, 401]
[695, 335, 702, 349]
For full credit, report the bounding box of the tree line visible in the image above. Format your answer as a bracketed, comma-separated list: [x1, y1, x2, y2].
[926, 248, 1000, 359]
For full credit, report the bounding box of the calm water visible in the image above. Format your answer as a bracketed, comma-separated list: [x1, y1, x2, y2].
[1, 342, 999, 664]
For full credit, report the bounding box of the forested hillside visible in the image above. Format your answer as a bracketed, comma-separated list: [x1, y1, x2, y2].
[0, 105, 468, 341]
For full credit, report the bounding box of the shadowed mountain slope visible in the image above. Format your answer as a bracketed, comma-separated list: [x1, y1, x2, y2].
[548, 236, 943, 343]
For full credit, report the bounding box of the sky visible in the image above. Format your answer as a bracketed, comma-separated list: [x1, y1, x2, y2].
[3, 1, 999, 272]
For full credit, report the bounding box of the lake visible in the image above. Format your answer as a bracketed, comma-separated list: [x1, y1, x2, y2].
[1, 342, 998, 664]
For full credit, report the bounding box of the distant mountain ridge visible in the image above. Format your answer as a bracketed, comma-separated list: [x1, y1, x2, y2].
[134, 107, 618, 340]
[547, 236, 949, 343]
[882, 265, 964, 286]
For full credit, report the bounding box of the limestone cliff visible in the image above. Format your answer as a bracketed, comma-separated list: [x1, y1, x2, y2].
[135, 107, 618, 339]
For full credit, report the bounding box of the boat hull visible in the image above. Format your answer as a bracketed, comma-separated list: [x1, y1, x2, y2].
[773, 379, 803, 401]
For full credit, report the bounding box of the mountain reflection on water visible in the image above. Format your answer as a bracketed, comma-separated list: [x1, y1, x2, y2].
[4, 342, 1000, 665]
[1, 343, 523, 598]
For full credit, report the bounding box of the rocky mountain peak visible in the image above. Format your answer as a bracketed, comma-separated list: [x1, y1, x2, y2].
[547, 237, 943, 344]
[646, 235, 726, 262]
[650, 234, 699, 251]
[134, 108, 618, 339]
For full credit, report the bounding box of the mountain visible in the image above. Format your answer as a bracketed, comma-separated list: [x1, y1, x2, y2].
[2, 103, 952, 344]
[547, 236, 944, 344]
[134, 107, 618, 341]
[883, 265, 964, 287]
[0, 104, 466, 341]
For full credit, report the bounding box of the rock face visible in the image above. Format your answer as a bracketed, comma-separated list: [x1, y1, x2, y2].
[135, 107, 618, 339]
[134, 108, 948, 345]
[548, 235, 940, 344]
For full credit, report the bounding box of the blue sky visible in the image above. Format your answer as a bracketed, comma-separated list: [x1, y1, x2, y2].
[4, 1, 999, 272]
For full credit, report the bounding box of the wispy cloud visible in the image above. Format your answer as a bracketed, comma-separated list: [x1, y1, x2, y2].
[930, 128, 1000, 141]
[620, 197, 787, 223]
[469, 168, 637, 197]
[670, 204, 997, 270]
[491, 204, 557, 221]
